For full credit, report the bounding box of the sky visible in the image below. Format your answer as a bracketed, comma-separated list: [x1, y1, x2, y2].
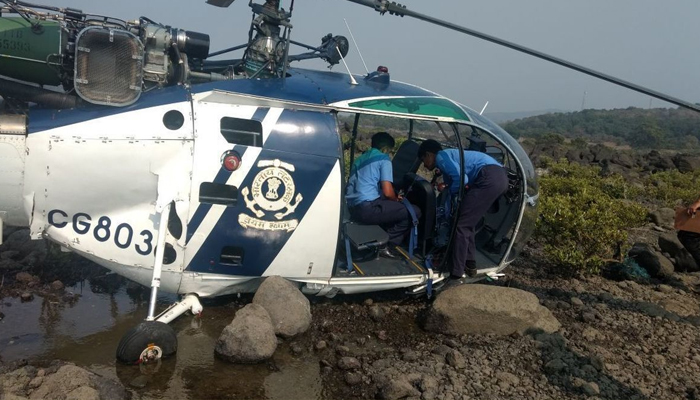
[33, 0, 700, 113]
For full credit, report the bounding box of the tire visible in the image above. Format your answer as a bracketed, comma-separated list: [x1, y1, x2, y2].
[116, 321, 177, 364]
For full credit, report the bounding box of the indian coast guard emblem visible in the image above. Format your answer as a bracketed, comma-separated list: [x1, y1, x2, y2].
[239, 159, 303, 232]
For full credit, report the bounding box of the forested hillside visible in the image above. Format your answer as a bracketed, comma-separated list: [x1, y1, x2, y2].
[502, 107, 700, 150]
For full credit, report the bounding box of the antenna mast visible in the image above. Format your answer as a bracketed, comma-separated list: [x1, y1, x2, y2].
[344, 19, 369, 74]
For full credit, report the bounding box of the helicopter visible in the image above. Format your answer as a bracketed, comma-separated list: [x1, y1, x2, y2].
[0, 0, 697, 365]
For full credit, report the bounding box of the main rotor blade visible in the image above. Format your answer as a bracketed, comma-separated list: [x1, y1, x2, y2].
[346, 0, 700, 113]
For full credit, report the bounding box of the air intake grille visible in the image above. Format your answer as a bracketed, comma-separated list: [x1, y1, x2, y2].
[74, 27, 144, 106]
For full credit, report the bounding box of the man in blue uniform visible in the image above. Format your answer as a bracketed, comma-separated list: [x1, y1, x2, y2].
[346, 132, 421, 258]
[418, 139, 508, 279]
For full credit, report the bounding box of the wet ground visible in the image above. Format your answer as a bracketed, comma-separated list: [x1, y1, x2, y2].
[0, 278, 326, 400]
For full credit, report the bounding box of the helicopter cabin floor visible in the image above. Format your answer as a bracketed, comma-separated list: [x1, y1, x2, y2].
[336, 246, 499, 277]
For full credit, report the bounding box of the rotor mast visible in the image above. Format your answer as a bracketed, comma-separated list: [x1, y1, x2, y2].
[346, 0, 700, 113]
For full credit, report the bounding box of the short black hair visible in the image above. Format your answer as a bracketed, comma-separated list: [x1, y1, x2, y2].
[418, 139, 443, 158]
[371, 132, 395, 150]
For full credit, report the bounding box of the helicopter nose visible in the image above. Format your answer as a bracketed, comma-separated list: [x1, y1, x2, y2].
[0, 114, 29, 241]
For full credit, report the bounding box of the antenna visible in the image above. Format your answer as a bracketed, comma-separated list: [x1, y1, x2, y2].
[479, 101, 489, 115]
[337, 47, 358, 85]
[344, 18, 369, 74]
[581, 90, 587, 110]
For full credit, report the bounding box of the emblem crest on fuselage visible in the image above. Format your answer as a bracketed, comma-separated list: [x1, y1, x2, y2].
[239, 159, 303, 232]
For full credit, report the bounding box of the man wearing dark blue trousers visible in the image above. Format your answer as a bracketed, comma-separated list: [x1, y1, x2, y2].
[418, 139, 508, 280]
[346, 132, 421, 258]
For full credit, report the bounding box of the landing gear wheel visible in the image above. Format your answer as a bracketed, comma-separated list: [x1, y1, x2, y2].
[116, 321, 177, 364]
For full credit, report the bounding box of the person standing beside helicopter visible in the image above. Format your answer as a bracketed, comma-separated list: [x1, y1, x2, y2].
[418, 139, 508, 280]
[346, 132, 421, 258]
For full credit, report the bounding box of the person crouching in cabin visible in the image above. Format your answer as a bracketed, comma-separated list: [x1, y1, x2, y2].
[418, 139, 508, 281]
[346, 132, 421, 259]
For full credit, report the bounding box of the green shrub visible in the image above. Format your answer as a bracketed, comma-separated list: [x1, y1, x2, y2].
[536, 161, 647, 275]
[642, 169, 700, 207]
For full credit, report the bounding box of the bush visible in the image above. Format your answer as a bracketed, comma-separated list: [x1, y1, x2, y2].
[642, 169, 700, 208]
[536, 161, 647, 275]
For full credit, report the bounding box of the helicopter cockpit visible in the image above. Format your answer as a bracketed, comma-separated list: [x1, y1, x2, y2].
[333, 98, 534, 287]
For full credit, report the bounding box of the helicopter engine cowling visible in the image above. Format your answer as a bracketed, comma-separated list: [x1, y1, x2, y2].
[0, 114, 29, 234]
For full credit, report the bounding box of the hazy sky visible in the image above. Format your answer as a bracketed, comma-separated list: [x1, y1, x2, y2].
[35, 0, 700, 113]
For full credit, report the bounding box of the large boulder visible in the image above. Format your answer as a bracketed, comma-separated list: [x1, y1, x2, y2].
[647, 208, 676, 229]
[673, 153, 700, 173]
[658, 233, 699, 272]
[658, 233, 684, 257]
[252, 276, 311, 338]
[215, 303, 277, 363]
[424, 284, 560, 336]
[628, 243, 675, 278]
[645, 150, 675, 172]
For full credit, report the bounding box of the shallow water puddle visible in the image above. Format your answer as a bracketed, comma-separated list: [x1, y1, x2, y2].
[0, 281, 324, 400]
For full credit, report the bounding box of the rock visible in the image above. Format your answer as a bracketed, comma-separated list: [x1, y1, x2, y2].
[0, 366, 35, 396]
[672, 153, 700, 173]
[544, 359, 566, 374]
[336, 345, 350, 356]
[20, 292, 33, 302]
[369, 305, 385, 322]
[657, 284, 674, 293]
[1, 229, 48, 266]
[582, 327, 600, 341]
[337, 357, 361, 370]
[660, 298, 699, 317]
[648, 208, 676, 229]
[674, 249, 699, 272]
[637, 301, 669, 318]
[50, 281, 64, 291]
[25, 364, 129, 400]
[495, 372, 520, 386]
[628, 243, 675, 278]
[377, 330, 388, 341]
[445, 351, 465, 369]
[570, 297, 584, 307]
[15, 272, 35, 284]
[582, 382, 600, 396]
[252, 276, 311, 338]
[290, 343, 304, 355]
[215, 304, 277, 363]
[403, 351, 419, 362]
[658, 233, 685, 258]
[345, 372, 363, 385]
[363, 298, 374, 306]
[378, 377, 420, 400]
[425, 285, 560, 336]
[629, 353, 644, 366]
[315, 341, 327, 351]
[581, 312, 597, 323]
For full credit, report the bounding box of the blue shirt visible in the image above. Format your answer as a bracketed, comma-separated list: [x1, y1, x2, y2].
[436, 149, 501, 194]
[346, 148, 393, 207]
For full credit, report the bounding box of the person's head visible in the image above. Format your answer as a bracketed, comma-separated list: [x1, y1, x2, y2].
[371, 132, 395, 153]
[417, 139, 443, 170]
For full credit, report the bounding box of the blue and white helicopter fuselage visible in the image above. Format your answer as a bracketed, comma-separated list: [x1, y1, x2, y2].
[1, 68, 538, 299]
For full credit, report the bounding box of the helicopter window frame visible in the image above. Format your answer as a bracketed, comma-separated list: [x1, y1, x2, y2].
[220, 117, 263, 147]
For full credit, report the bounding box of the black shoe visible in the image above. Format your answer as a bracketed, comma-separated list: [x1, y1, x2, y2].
[442, 275, 465, 290]
[465, 261, 477, 277]
[378, 246, 398, 259]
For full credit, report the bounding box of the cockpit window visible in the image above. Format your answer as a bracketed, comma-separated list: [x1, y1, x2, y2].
[220, 117, 263, 147]
[348, 97, 469, 121]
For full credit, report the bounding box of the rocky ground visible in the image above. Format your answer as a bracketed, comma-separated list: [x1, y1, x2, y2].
[2, 234, 700, 399]
[3, 140, 700, 399]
